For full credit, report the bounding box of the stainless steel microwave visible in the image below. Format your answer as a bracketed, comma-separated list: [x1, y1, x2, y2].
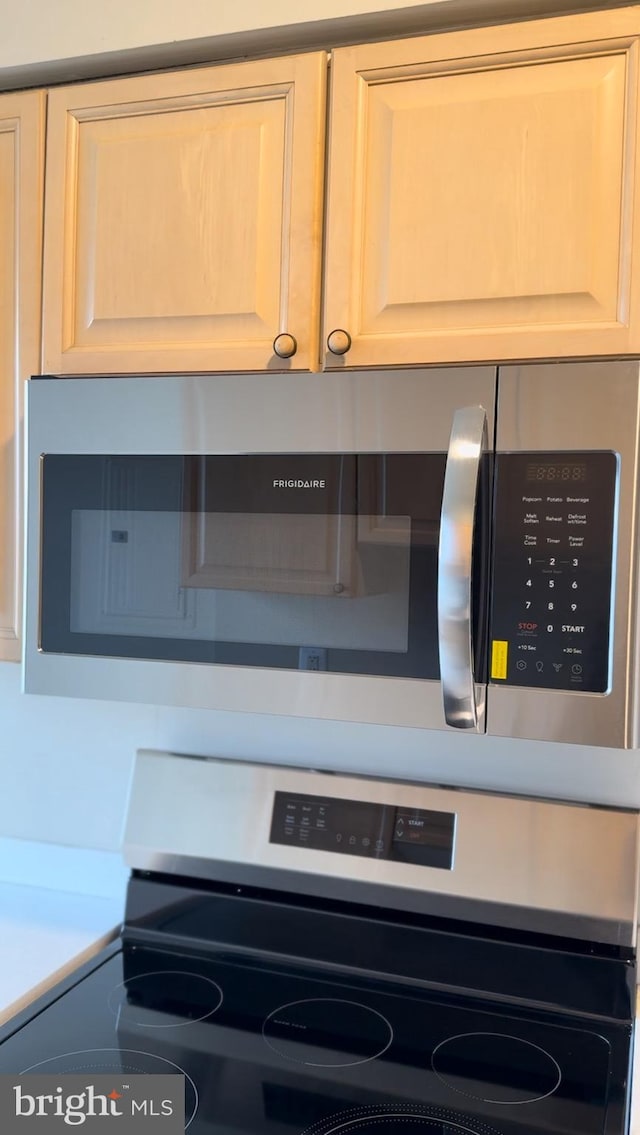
[23, 361, 639, 748]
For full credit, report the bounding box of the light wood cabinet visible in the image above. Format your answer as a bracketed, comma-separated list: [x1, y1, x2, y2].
[0, 91, 44, 661]
[323, 7, 640, 367]
[40, 5, 640, 374]
[43, 53, 327, 374]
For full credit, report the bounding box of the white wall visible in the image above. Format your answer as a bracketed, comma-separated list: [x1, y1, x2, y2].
[0, 0, 456, 67]
[2, 658, 640, 853]
[0, 0, 632, 88]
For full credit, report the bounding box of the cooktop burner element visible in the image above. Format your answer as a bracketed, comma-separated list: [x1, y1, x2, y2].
[107, 970, 223, 1027]
[20, 1048, 199, 1128]
[431, 1032, 562, 1105]
[301, 1104, 503, 1134]
[262, 997, 394, 1067]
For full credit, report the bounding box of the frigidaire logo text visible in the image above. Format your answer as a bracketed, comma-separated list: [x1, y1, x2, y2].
[13, 1083, 174, 1126]
[273, 479, 326, 489]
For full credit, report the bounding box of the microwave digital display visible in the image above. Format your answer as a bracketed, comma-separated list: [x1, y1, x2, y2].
[525, 463, 587, 483]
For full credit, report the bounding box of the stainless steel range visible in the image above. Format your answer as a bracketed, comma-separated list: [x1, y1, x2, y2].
[0, 750, 637, 1134]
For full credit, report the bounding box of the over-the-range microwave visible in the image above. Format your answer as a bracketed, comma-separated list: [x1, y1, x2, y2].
[22, 361, 640, 748]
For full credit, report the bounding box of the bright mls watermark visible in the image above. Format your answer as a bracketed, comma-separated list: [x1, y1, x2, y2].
[0, 1075, 184, 1132]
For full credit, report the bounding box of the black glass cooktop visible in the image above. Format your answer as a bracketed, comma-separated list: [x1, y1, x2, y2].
[0, 941, 631, 1135]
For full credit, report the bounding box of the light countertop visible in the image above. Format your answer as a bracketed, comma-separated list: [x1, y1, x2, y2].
[0, 838, 127, 1026]
[0, 881, 121, 1026]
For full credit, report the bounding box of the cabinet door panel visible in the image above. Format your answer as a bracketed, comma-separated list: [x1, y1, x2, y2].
[0, 92, 44, 660]
[325, 9, 640, 367]
[44, 54, 326, 374]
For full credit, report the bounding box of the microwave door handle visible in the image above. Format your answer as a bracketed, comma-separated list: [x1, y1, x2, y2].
[437, 405, 488, 729]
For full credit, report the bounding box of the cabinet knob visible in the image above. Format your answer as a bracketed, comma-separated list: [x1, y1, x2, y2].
[273, 333, 298, 359]
[326, 329, 352, 356]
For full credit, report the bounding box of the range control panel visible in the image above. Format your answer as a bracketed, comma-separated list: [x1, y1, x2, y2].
[270, 792, 455, 870]
[490, 451, 617, 693]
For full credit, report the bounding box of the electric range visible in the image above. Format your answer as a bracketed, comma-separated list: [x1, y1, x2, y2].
[0, 750, 638, 1135]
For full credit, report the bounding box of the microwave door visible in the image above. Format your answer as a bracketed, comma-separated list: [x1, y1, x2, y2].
[24, 369, 496, 733]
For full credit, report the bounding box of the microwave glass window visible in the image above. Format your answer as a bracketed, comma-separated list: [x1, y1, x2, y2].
[40, 453, 489, 681]
[69, 510, 411, 655]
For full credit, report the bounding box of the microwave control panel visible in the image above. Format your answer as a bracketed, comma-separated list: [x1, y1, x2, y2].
[489, 451, 617, 693]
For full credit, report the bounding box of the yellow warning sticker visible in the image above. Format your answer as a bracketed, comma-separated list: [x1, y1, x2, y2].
[491, 640, 509, 680]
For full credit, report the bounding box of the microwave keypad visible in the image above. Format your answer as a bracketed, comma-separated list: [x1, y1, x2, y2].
[489, 451, 617, 693]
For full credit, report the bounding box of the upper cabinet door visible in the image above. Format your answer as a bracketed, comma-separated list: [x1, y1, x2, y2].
[43, 54, 327, 375]
[323, 8, 640, 368]
[0, 90, 45, 661]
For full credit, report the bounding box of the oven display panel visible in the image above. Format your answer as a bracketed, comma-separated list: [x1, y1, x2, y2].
[270, 792, 455, 870]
